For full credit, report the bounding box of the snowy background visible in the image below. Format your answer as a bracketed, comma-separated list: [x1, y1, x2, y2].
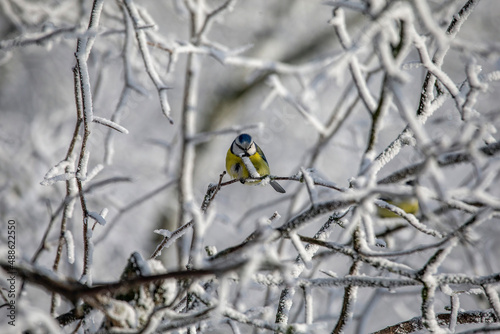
[1, 0, 500, 333]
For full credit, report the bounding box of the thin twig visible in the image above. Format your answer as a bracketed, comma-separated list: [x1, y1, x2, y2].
[372, 310, 498, 334]
[122, 0, 173, 123]
[73, 0, 105, 284]
[332, 260, 362, 334]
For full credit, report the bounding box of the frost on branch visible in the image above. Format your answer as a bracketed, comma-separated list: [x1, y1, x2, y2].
[3, 0, 500, 333]
[98, 252, 178, 330]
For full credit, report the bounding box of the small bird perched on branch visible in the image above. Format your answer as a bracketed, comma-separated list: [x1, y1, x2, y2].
[377, 180, 419, 218]
[226, 133, 286, 193]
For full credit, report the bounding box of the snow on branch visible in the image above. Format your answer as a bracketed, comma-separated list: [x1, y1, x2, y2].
[122, 0, 173, 123]
[266, 75, 327, 135]
[373, 310, 498, 334]
[7, 0, 500, 333]
[0, 26, 77, 51]
[93, 116, 129, 134]
[374, 199, 443, 238]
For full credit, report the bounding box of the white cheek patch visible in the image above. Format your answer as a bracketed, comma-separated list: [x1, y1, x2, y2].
[246, 144, 257, 156]
[241, 156, 260, 178]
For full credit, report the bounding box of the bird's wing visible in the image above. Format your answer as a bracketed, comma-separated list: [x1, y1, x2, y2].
[254, 143, 269, 164]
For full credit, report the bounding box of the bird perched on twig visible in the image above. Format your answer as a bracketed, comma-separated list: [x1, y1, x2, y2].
[377, 180, 419, 218]
[225, 133, 286, 193]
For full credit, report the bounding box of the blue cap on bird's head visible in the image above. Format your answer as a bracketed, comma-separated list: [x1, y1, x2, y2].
[236, 133, 253, 149]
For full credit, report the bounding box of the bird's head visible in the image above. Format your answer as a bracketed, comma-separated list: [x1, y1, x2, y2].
[233, 133, 256, 157]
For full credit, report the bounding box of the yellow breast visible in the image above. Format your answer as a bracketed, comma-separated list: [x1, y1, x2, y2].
[226, 148, 270, 182]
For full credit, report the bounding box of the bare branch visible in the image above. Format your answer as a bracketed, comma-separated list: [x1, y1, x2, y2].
[372, 310, 498, 334]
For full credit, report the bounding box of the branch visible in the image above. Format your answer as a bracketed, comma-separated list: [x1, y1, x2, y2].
[73, 0, 105, 284]
[378, 142, 500, 184]
[275, 216, 338, 327]
[0, 26, 77, 51]
[366, 0, 482, 178]
[373, 199, 444, 238]
[122, 0, 173, 123]
[332, 260, 362, 334]
[372, 309, 498, 334]
[151, 173, 225, 259]
[95, 179, 175, 245]
[0, 260, 248, 305]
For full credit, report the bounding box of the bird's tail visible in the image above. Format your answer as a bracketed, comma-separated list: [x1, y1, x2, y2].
[270, 180, 286, 193]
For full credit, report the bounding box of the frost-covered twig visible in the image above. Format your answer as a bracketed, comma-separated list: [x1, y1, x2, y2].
[95, 180, 175, 245]
[31, 177, 130, 268]
[277, 197, 356, 235]
[378, 142, 500, 184]
[92, 116, 129, 134]
[189, 123, 262, 145]
[151, 215, 194, 260]
[276, 183, 423, 235]
[266, 75, 327, 135]
[411, 27, 463, 114]
[298, 208, 493, 283]
[0, 25, 77, 51]
[151, 173, 225, 260]
[175, 0, 222, 268]
[417, 0, 480, 119]
[55, 304, 93, 327]
[122, 0, 173, 123]
[362, 78, 391, 159]
[297, 235, 416, 278]
[306, 70, 372, 167]
[208, 212, 281, 262]
[29, 115, 80, 307]
[448, 290, 460, 332]
[73, 0, 105, 284]
[150, 306, 215, 332]
[483, 285, 500, 321]
[104, 4, 145, 165]
[50, 134, 79, 313]
[332, 260, 361, 334]
[298, 276, 419, 289]
[416, 210, 492, 332]
[420, 246, 455, 333]
[302, 285, 313, 325]
[275, 216, 338, 327]
[372, 309, 499, 334]
[301, 167, 318, 205]
[194, 0, 235, 41]
[0, 259, 248, 304]
[374, 199, 443, 238]
[32, 80, 81, 267]
[150, 40, 340, 76]
[462, 59, 488, 120]
[330, 8, 377, 114]
[201, 172, 226, 213]
[363, 0, 481, 178]
[261, 271, 500, 291]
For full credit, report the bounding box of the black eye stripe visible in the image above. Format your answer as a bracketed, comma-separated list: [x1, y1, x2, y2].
[235, 142, 246, 151]
[235, 142, 252, 157]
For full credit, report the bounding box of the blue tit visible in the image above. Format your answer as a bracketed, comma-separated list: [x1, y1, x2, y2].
[377, 180, 419, 218]
[226, 133, 286, 193]
[377, 196, 419, 218]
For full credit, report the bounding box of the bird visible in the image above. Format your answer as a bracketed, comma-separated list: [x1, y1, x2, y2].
[377, 196, 419, 218]
[377, 180, 419, 218]
[225, 133, 286, 193]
